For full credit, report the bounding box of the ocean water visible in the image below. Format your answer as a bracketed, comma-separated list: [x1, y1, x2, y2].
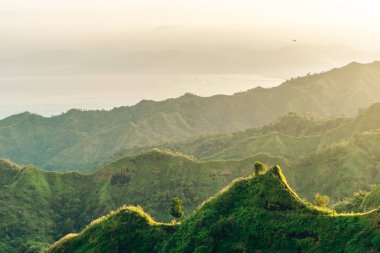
[0, 74, 282, 119]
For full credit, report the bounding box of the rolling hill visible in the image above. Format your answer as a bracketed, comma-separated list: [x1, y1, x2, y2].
[108, 103, 380, 202]
[4, 101, 380, 251]
[1, 62, 380, 170]
[127, 102, 380, 201]
[3, 125, 380, 252]
[48, 166, 380, 253]
[1, 150, 283, 252]
[334, 183, 380, 214]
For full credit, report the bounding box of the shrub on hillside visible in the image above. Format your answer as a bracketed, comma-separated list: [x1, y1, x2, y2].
[314, 193, 330, 207]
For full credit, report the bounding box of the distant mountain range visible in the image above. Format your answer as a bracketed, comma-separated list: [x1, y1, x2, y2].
[1, 61, 380, 170]
[4, 101, 380, 252]
[120, 102, 380, 201]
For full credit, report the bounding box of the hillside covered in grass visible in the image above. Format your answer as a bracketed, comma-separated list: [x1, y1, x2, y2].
[5, 103, 380, 251]
[161, 101, 380, 162]
[113, 102, 380, 201]
[2, 62, 380, 170]
[4, 103, 380, 251]
[48, 166, 380, 253]
[0, 150, 272, 252]
[334, 184, 380, 214]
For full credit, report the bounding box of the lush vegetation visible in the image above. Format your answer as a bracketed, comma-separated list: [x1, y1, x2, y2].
[3, 62, 380, 252]
[48, 167, 380, 253]
[47, 206, 172, 253]
[115, 102, 380, 202]
[0, 150, 270, 252]
[334, 184, 380, 213]
[2, 62, 380, 170]
[5, 102, 380, 251]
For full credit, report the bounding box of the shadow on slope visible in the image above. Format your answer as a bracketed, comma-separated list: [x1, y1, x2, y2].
[48, 166, 380, 253]
[0, 150, 289, 252]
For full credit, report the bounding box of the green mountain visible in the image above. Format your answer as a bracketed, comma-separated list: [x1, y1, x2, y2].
[2, 62, 380, 171]
[1, 150, 284, 252]
[362, 186, 380, 212]
[150, 112, 349, 161]
[334, 183, 380, 214]
[112, 102, 380, 201]
[48, 166, 380, 253]
[150, 102, 380, 163]
[2, 102, 377, 251]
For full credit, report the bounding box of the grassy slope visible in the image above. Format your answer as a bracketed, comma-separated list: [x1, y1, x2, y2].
[293, 130, 380, 200]
[48, 167, 380, 253]
[48, 206, 172, 253]
[2, 62, 380, 170]
[291, 103, 380, 200]
[1, 105, 377, 250]
[124, 103, 380, 201]
[362, 187, 380, 213]
[0, 165, 99, 252]
[111, 112, 349, 165]
[336, 183, 380, 214]
[0, 150, 287, 252]
[164, 103, 380, 161]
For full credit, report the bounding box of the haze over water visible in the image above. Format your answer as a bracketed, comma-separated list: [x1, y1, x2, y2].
[2, 0, 380, 119]
[0, 74, 282, 119]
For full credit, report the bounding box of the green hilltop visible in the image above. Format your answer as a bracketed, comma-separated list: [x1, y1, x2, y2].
[334, 183, 380, 214]
[5, 101, 380, 251]
[116, 102, 380, 201]
[0, 150, 274, 252]
[48, 166, 380, 253]
[1, 62, 380, 170]
[4, 101, 380, 252]
[3, 62, 380, 252]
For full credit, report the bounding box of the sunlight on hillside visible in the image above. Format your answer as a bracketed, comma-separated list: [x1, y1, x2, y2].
[2, 1, 380, 252]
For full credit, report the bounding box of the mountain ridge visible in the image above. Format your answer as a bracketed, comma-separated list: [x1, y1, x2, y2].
[111, 102, 380, 202]
[48, 166, 380, 253]
[0, 150, 272, 252]
[2, 61, 380, 170]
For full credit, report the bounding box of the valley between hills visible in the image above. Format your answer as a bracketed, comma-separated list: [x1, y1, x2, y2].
[2, 62, 380, 252]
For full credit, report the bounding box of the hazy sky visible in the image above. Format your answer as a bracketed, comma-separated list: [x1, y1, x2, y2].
[1, 0, 380, 50]
[1, 0, 380, 118]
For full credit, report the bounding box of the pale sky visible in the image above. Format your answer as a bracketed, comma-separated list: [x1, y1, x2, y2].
[1, 0, 380, 118]
[1, 0, 380, 50]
